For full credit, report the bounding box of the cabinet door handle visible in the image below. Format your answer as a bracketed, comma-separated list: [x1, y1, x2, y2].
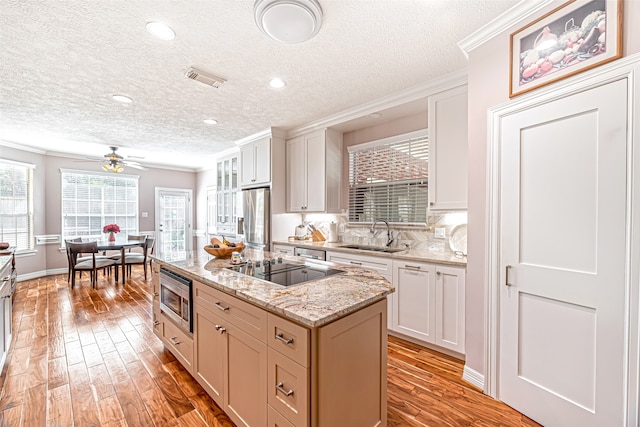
[276, 382, 294, 397]
[505, 265, 513, 287]
[275, 333, 294, 345]
[350, 261, 362, 265]
[153, 292, 159, 297]
[153, 320, 160, 326]
[214, 302, 230, 311]
[170, 337, 181, 345]
[436, 271, 441, 276]
[215, 324, 227, 334]
[405, 265, 421, 271]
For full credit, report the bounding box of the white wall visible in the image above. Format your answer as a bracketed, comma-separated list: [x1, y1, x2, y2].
[465, 0, 640, 376]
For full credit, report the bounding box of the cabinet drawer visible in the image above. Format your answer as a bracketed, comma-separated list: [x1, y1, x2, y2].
[194, 281, 267, 342]
[268, 313, 310, 367]
[326, 251, 393, 276]
[268, 348, 309, 427]
[161, 314, 194, 371]
[268, 405, 295, 427]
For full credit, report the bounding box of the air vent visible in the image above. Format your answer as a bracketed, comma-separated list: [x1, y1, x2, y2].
[185, 67, 226, 88]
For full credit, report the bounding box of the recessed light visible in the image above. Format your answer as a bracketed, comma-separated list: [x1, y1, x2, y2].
[203, 119, 218, 125]
[146, 21, 175, 40]
[367, 112, 382, 119]
[112, 94, 133, 103]
[269, 78, 286, 89]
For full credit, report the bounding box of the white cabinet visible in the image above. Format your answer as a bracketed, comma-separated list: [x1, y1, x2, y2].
[428, 84, 468, 210]
[272, 244, 294, 255]
[392, 260, 465, 353]
[240, 136, 271, 188]
[214, 154, 240, 236]
[326, 251, 394, 330]
[286, 129, 342, 213]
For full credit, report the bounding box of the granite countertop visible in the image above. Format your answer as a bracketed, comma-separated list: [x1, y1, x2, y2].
[272, 239, 467, 267]
[150, 248, 394, 328]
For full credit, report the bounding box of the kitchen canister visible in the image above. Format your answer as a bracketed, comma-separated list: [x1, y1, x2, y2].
[327, 222, 338, 243]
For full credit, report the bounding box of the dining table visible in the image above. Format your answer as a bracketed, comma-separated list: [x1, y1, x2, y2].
[94, 235, 145, 284]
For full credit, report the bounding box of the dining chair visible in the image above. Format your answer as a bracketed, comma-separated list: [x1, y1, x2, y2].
[67, 241, 118, 288]
[112, 237, 155, 280]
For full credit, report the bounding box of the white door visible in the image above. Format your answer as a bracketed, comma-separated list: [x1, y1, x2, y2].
[155, 188, 192, 258]
[499, 79, 627, 426]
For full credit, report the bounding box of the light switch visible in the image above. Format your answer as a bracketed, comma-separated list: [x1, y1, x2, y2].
[141, 211, 148, 218]
[435, 227, 446, 239]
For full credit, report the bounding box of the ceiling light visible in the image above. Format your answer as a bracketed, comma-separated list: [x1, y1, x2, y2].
[254, 0, 323, 44]
[269, 78, 286, 89]
[368, 112, 382, 119]
[203, 119, 218, 125]
[112, 94, 132, 103]
[146, 21, 175, 40]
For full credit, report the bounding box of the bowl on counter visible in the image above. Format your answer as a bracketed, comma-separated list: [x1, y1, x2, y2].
[204, 237, 244, 258]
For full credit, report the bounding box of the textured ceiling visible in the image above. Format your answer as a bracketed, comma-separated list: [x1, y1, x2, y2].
[0, 0, 519, 170]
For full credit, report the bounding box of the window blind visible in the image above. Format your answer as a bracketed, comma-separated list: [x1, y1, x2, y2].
[348, 130, 428, 224]
[61, 170, 139, 239]
[0, 160, 35, 251]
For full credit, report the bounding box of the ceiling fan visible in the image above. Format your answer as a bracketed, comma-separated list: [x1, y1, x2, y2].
[99, 146, 147, 173]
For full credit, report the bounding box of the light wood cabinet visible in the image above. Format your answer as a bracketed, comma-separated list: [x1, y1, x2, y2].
[286, 129, 342, 213]
[428, 84, 468, 210]
[0, 257, 12, 370]
[183, 273, 386, 427]
[240, 136, 271, 188]
[392, 260, 465, 354]
[193, 280, 268, 427]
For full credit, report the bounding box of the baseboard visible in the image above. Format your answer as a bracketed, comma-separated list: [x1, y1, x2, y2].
[462, 365, 485, 391]
[17, 268, 66, 282]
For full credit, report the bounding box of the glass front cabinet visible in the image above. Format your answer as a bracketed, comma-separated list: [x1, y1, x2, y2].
[209, 154, 240, 238]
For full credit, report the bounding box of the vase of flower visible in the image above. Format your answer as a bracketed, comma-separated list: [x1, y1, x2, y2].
[103, 224, 120, 242]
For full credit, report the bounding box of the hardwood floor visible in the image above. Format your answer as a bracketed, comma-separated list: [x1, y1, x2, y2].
[0, 268, 540, 427]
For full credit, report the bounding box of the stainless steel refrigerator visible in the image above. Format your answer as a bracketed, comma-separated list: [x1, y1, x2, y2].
[240, 187, 270, 249]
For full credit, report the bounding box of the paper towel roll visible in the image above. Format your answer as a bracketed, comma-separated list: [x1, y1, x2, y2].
[327, 222, 338, 243]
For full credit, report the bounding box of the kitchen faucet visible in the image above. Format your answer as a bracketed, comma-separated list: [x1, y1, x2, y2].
[370, 218, 394, 247]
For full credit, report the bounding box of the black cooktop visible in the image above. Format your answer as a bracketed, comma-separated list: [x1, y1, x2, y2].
[227, 259, 344, 287]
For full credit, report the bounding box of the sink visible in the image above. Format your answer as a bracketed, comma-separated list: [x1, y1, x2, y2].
[338, 244, 405, 253]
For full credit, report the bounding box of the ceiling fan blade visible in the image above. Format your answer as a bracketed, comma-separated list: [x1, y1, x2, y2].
[123, 161, 148, 170]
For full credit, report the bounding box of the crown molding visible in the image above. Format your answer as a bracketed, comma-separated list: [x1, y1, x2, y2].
[457, 0, 556, 59]
[286, 69, 468, 138]
[0, 140, 47, 154]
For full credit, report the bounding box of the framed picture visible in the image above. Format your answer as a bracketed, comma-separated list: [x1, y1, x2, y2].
[509, 0, 623, 98]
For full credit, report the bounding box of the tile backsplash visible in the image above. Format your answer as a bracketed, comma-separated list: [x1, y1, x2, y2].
[303, 211, 468, 255]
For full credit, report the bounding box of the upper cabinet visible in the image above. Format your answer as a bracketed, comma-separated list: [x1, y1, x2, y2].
[286, 128, 342, 213]
[213, 154, 240, 236]
[428, 84, 468, 210]
[240, 136, 271, 188]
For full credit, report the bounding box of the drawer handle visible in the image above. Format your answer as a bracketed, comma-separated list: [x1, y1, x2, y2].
[350, 261, 362, 265]
[276, 382, 294, 397]
[214, 302, 230, 311]
[405, 265, 420, 270]
[170, 336, 181, 345]
[275, 333, 294, 345]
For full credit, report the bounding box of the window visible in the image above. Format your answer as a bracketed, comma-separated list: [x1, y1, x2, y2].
[348, 130, 428, 224]
[0, 160, 34, 251]
[61, 170, 139, 239]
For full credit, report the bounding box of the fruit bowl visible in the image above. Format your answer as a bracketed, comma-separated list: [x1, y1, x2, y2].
[204, 237, 244, 258]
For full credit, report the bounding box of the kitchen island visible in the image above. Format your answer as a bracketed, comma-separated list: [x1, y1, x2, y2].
[151, 248, 394, 427]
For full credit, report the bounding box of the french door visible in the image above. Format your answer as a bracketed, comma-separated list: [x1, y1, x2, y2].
[497, 78, 628, 426]
[155, 188, 192, 259]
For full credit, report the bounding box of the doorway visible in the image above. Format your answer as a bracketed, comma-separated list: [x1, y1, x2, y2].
[486, 58, 640, 427]
[155, 188, 193, 258]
